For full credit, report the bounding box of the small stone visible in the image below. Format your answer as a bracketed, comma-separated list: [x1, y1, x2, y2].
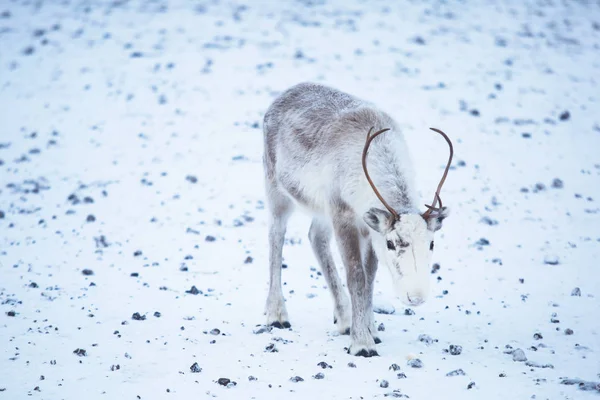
[132, 312, 146, 321]
[475, 238, 490, 246]
[467, 381, 476, 389]
[571, 287, 581, 296]
[378, 323, 385, 332]
[512, 348, 527, 362]
[565, 328, 574, 335]
[217, 378, 231, 386]
[185, 175, 197, 183]
[418, 334, 433, 345]
[534, 182, 546, 191]
[244, 256, 253, 264]
[380, 380, 389, 388]
[81, 269, 94, 276]
[248, 376, 257, 381]
[86, 214, 96, 222]
[6, 311, 16, 317]
[499, 373, 506, 377]
[210, 328, 220, 335]
[480, 216, 498, 226]
[431, 263, 440, 274]
[133, 250, 142, 257]
[534, 333, 543, 340]
[525, 361, 554, 369]
[317, 361, 332, 369]
[449, 344, 463, 355]
[265, 343, 278, 353]
[348, 362, 357, 368]
[190, 362, 202, 373]
[186, 286, 202, 295]
[153, 311, 161, 317]
[551, 178, 564, 189]
[289, 376, 304, 383]
[389, 363, 401, 371]
[313, 372, 325, 379]
[205, 235, 216, 242]
[559, 111, 570, 121]
[407, 358, 423, 368]
[396, 372, 407, 379]
[73, 348, 87, 356]
[404, 308, 415, 316]
[446, 369, 466, 377]
[543, 255, 559, 265]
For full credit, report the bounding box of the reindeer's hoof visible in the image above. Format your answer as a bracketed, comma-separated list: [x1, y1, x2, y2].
[374, 337, 382, 344]
[270, 321, 291, 329]
[342, 327, 351, 335]
[351, 348, 379, 357]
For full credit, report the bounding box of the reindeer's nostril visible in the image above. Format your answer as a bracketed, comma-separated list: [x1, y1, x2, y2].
[407, 294, 424, 306]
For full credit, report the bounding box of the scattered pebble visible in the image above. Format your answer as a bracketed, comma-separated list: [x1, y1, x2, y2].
[571, 287, 581, 296]
[564, 328, 574, 335]
[290, 376, 304, 383]
[313, 372, 325, 380]
[190, 362, 202, 373]
[81, 269, 94, 276]
[467, 381, 476, 389]
[73, 348, 87, 357]
[131, 312, 146, 321]
[446, 369, 466, 377]
[380, 379, 389, 388]
[407, 358, 423, 368]
[378, 323, 385, 332]
[389, 363, 401, 371]
[317, 361, 332, 369]
[186, 286, 202, 295]
[449, 344, 462, 355]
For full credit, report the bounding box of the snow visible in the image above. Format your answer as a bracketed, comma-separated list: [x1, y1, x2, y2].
[1, 0, 599, 399]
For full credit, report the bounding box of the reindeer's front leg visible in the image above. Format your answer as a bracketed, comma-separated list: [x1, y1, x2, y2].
[332, 206, 378, 357]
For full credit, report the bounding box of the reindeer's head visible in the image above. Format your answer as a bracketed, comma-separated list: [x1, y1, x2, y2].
[362, 128, 453, 307]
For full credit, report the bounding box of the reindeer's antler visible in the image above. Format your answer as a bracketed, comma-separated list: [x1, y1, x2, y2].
[362, 127, 399, 220]
[422, 128, 453, 219]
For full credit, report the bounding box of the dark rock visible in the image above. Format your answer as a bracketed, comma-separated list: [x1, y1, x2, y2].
[475, 238, 490, 246]
[133, 250, 142, 257]
[0, 210, 4, 219]
[449, 344, 462, 355]
[289, 376, 304, 383]
[210, 328, 220, 335]
[81, 269, 94, 276]
[431, 263, 440, 274]
[404, 308, 415, 316]
[73, 348, 87, 356]
[317, 361, 332, 369]
[86, 214, 96, 222]
[154, 311, 161, 317]
[522, 133, 531, 138]
[6, 311, 16, 317]
[565, 328, 574, 335]
[186, 286, 202, 295]
[378, 323, 385, 332]
[551, 178, 564, 189]
[559, 111, 570, 121]
[348, 362, 356, 368]
[132, 312, 146, 321]
[407, 358, 423, 368]
[446, 369, 466, 377]
[244, 256, 253, 264]
[571, 287, 581, 296]
[190, 362, 202, 373]
[418, 334, 433, 345]
[389, 363, 401, 371]
[470, 109, 480, 117]
[467, 381, 476, 389]
[397, 372, 407, 379]
[313, 372, 325, 379]
[265, 343, 278, 353]
[560, 378, 600, 392]
[217, 378, 232, 386]
[248, 375, 257, 381]
[185, 175, 198, 184]
[380, 379, 389, 388]
[525, 361, 553, 368]
[534, 333, 543, 340]
[205, 235, 216, 242]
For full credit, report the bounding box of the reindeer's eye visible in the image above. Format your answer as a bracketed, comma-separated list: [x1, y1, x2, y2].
[386, 240, 395, 251]
[430, 241, 434, 251]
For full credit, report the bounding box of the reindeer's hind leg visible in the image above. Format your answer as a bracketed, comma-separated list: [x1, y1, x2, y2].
[264, 185, 293, 329]
[308, 217, 351, 334]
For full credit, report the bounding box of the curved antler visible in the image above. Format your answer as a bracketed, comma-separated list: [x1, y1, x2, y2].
[362, 127, 399, 220]
[422, 127, 453, 219]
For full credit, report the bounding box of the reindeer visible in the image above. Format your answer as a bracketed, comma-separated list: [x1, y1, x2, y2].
[262, 82, 453, 357]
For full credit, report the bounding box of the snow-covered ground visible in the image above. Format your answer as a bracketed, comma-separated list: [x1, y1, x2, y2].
[1, 0, 599, 399]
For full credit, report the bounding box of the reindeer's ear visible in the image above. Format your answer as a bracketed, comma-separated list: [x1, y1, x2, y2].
[363, 208, 395, 234]
[425, 206, 450, 232]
